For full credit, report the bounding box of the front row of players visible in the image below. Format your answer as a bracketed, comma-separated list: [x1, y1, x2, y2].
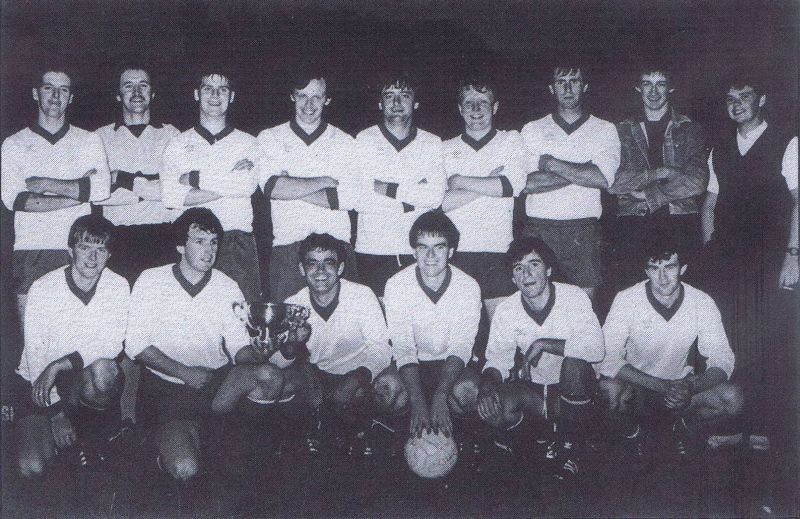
[15, 208, 743, 483]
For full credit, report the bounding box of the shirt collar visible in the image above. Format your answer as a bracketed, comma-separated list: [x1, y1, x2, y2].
[520, 284, 556, 326]
[194, 124, 235, 145]
[645, 281, 684, 322]
[113, 119, 164, 133]
[415, 266, 452, 304]
[64, 266, 98, 306]
[172, 263, 212, 298]
[30, 123, 70, 145]
[461, 128, 497, 152]
[379, 122, 418, 152]
[310, 284, 340, 322]
[290, 119, 328, 146]
[551, 112, 590, 136]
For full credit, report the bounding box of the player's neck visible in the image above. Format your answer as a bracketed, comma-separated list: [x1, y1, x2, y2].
[123, 109, 150, 126]
[37, 113, 67, 134]
[652, 285, 681, 308]
[737, 116, 764, 137]
[644, 104, 670, 122]
[295, 117, 321, 134]
[178, 258, 206, 285]
[311, 282, 340, 308]
[465, 126, 492, 140]
[557, 106, 583, 124]
[420, 267, 448, 292]
[70, 266, 101, 293]
[523, 282, 552, 312]
[199, 113, 228, 134]
[383, 118, 413, 139]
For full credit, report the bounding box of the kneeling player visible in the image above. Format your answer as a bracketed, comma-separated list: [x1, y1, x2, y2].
[384, 211, 482, 441]
[597, 240, 742, 457]
[476, 237, 604, 479]
[15, 215, 129, 477]
[126, 208, 267, 481]
[284, 233, 401, 455]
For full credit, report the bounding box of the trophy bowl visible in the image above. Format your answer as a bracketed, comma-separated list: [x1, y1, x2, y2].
[232, 302, 310, 353]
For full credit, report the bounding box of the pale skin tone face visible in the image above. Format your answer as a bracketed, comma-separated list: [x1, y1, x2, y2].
[512, 251, 552, 307]
[292, 78, 330, 127]
[69, 236, 111, 285]
[549, 70, 588, 111]
[725, 85, 765, 127]
[117, 69, 153, 116]
[413, 233, 453, 281]
[299, 248, 344, 298]
[33, 71, 73, 120]
[379, 85, 418, 125]
[177, 225, 219, 277]
[644, 253, 687, 303]
[636, 71, 673, 112]
[194, 74, 234, 118]
[458, 87, 498, 134]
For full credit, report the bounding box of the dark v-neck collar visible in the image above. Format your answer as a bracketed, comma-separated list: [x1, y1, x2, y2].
[31, 123, 70, 145]
[416, 267, 452, 304]
[521, 284, 556, 326]
[552, 112, 590, 136]
[290, 119, 328, 146]
[194, 124, 235, 145]
[113, 120, 164, 136]
[461, 128, 497, 152]
[172, 264, 212, 298]
[64, 267, 98, 306]
[379, 122, 417, 152]
[310, 285, 340, 322]
[646, 282, 684, 322]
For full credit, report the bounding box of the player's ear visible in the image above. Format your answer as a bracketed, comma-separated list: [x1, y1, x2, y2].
[337, 262, 345, 276]
[290, 93, 296, 103]
[298, 263, 306, 277]
[546, 266, 552, 278]
[548, 85, 555, 96]
[679, 264, 688, 276]
[32, 88, 40, 102]
[151, 91, 156, 103]
[229, 91, 235, 104]
[378, 101, 384, 112]
[634, 85, 642, 94]
[582, 83, 589, 94]
[757, 94, 766, 108]
[492, 101, 499, 115]
[413, 100, 419, 110]
[193, 89, 200, 102]
[176, 245, 185, 256]
[324, 97, 331, 106]
[447, 248, 454, 260]
[67, 92, 74, 106]
[116, 93, 122, 103]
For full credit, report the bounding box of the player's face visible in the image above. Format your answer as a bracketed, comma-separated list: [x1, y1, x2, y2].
[645, 254, 687, 299]
[636, 72, 673, 112]
[33, 72, 73, 119]
[117, 69, 153, 114]
[69, 236, 110, 281]
[549, 70, 588, 110]
[512, 251, 552, 300]
[458, 88, 498, 132]
[178, 225, 219, 274]
[292, 79, 330, 126]
[414, 233, 453, 279]
[725, 86, 765, 125]
[194, 74, 234, 117]
[379, 86, 418, 124]
[300, 248, 344, 295]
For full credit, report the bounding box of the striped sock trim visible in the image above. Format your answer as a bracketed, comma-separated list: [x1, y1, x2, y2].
[246, 393, 296, 405]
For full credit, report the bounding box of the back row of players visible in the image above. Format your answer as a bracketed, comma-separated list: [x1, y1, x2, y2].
[3, 63, 797, 482]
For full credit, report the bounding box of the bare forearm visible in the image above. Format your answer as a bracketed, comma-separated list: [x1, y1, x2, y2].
[608, 168, 658, 194]
[442, 189, 481, 212]
[301, 188, 335, 209]
[183, 188, 222, 206]
[538, 338, 566, 356]
[400, 364, 428, 408]
[787, 190, 798, 249]
[546, 158, 608, 189]
[18, 193, 82, 212]
[136, 346, 190, 380]
[616, 364, 668, 394]
[524, 171, 571, 194]
[690, 367, 727, 395]
[701, 192, 717, 244]
[33, 178, 82, 199]
[270, 176, 334, 200]
[434, 355, 466, 397]
[451, 176, 505, 197]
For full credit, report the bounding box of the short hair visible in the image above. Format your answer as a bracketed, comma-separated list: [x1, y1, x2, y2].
[197, 70, 234, 91]
[378, 72, 417, 101]
[67, 214, 115, 249]
[172, 207, 224, 247]
[552, 65, 589, 84]
[506, 237, 558, 272]
[409, 210, 460, 251]
[298, 233, 349, 266]
[35, 64, 73, 89]
[457, 76, 498, 104]
[642, 236, 688, 267]
[722, 67, 765, 98]
[117, 64, 152, 86]
[636, 63, 674, 87]
[291, 65, 329, 95]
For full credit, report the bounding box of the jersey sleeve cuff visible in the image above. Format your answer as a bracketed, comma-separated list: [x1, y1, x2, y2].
[77, 176, 91, 203]
[402, 202, 415, 213]
[114, 170, 136, 192]
[499, 175, 513, 197]
[13, 192, 31, 211]
[65, 351, 84, 371]
[325, 187, 340, 210]
[188, 171, 200, 189]
[262, 175, 280, 199]
[386, 182, 399, 199]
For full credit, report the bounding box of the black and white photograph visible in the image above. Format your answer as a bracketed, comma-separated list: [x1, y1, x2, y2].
[1, 1, 798, 517]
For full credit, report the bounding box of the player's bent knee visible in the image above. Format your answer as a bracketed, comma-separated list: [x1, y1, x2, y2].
[249, 363, 285, 400]
[450, 378, 479, 415]
[718, 383, 744, 416]
[373, 372, 408, 414]
[167, 455, 200, 481]
[18, 453, 46, 478]
[559, 357, 594, 397]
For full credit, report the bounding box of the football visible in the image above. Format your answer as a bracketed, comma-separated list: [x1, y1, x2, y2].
[404, 431, 458, 479]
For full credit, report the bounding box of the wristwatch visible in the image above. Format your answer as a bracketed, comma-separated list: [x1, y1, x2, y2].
[786, 247, 799, 256]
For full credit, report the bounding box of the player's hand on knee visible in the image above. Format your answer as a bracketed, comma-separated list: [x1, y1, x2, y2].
[430, 391, 452, 437]
[51, 412, 76, 449]
[32, 364, 60, 407]
[477, 385, 502, 425]
[333, 377, 361, 407]
[409, 402, 431, 438]
[664, 379, 691, 411]
[182, 366, 214, 390]
[289, 323, 311, 345]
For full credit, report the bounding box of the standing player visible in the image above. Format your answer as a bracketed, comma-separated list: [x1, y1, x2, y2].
[598, 241, 742, 457]
[609, 65, 708, 290]
[125, 208, 254, 481]
[476, 237, 604, 480]
[352, 73, 446, 298]
[442, 77, 527, 319]
[1, 66, 110, 327]
[160, 69, 261, 302]
[521, 65, 620, 300]
[284, 233, 401, 454]
[384, 211, 482, 439]
[258, 72, 358, 303]
[95, 65, 180, 284]
[700, 70, 797, 444]
[14, 215, 129, 477]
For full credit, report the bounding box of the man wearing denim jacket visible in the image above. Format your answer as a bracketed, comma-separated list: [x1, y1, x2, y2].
[609, 65, 708, 290]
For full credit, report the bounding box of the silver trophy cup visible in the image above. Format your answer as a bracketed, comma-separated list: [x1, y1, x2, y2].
[232, 302, 310, 356]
